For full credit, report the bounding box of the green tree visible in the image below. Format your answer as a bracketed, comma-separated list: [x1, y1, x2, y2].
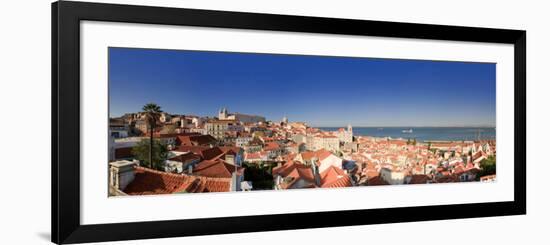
[142, 103, 162, 169]
[478, 155, 496, 178]
[132, 139, 168, 170]
[243, 162, 274, 190]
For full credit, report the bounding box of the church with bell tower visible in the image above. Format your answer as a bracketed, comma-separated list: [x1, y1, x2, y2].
[218, 107, 229, 120]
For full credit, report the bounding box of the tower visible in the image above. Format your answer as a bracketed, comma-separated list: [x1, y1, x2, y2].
[346, 124, 353, 143]
[219, 107, 228, 120]
[282, 115, 288, 124]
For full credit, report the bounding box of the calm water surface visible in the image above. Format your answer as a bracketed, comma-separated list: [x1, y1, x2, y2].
[319, 127, 496, 142]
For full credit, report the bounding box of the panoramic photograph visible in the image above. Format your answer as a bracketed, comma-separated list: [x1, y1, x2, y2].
[107, 47, 497, 197]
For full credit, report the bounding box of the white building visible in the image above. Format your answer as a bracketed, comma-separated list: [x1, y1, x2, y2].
[159, 112, 172, 123]
[109, 160, 139, 191]
[109, 127, 129, 138]
[317, 151, 344, 173]
[312, 135, 340, 153]
[236, 136, 253, 147]
[189, 127, 207, 135]
[380, 167, 406, 185]
[205, 120, 235, 139]
[191, 117, 203, 127]
[292, 133, 307, 144]
[337, 124, 353, 143]
[109, 119, 129, 138]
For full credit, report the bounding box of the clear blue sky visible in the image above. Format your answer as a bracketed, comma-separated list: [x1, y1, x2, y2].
[109, 47, 496, 127]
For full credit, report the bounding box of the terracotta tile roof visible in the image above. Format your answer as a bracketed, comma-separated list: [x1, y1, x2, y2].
[315, 149, 333, 161]
[298, 149, 334, 163]
[168, 152, 201, 163]
[220, 146, 243, 155]
[175, 145, 231, 161]
[264, 142, 280, 151]
[300, 151, 317, 161]
[200, 147, 225, 160]
[365, 169, 379, 179]
[245, 152, 262, 160]
[123, 166, 231, 195]
[193, 159, 243, 178]
[473, 150, 487, 160]
[388, 140, 407, 146]
[273, 161, 315, 183]
[408, 174, 429, 184]
[453, 165, 465, 174]
[283, 153, 297, 161]
[435, 175, 458, 183]
[430, 142, 454, 148]
[273, 160, 304, 174]
[320, 166, 352, 188]
[279, 168, 316, 190]
[176, 135, 217, 146]
[272, 160, 293, 176]
[154, 132, 199, 138]
[367, 176, 389, 186]
[290, 168, 316, 183]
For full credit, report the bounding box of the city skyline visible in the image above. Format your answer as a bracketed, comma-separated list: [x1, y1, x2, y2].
[109, 47, 496, 127]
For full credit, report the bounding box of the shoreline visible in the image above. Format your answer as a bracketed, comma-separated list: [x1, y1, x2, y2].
[355, 135, 496, 143]
[354, 135, 496, 144]
[316, 126, 496, 143]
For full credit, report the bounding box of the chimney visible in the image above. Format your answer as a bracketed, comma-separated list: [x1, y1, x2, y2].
[187, 164, 193, 175]
[109, 160, 137, 191]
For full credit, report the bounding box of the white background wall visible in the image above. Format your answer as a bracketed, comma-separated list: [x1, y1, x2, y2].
[0, 0, 548, 244]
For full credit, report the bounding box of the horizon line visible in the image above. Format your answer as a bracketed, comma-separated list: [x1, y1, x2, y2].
[109, 112, 495, 128]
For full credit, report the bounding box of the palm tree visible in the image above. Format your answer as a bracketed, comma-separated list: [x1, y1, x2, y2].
[142, 103, 162, 169]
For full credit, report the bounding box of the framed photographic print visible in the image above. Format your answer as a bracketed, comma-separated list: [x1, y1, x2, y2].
[52, 1, 526, 244]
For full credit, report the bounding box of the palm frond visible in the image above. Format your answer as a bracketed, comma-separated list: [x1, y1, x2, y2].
[142, 103, 162, 113]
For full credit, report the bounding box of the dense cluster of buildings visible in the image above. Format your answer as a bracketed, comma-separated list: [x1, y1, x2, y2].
[351, 137, 495, 185]
[108, 107, 496, 196]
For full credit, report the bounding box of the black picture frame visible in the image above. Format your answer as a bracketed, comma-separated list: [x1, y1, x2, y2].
[52, 1, 526, 244]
